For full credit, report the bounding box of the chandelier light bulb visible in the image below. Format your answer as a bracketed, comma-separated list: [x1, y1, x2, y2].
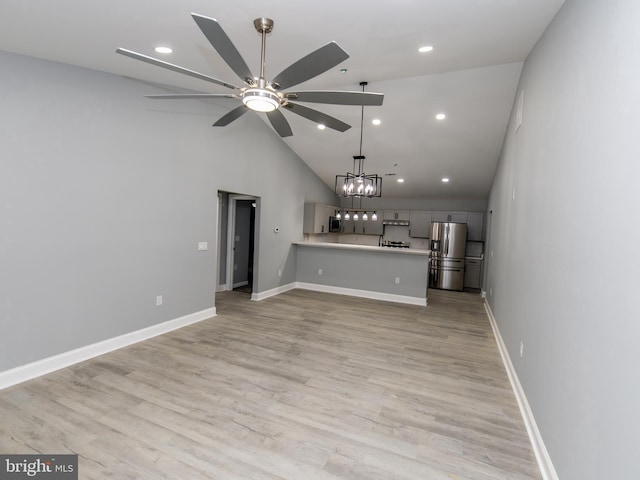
[336, 211, 341, 220]
[353, 212, 359, 221]
[344, 211, 350, 220]
[372, 211, 378, 221]
[363, 212, 368, 221]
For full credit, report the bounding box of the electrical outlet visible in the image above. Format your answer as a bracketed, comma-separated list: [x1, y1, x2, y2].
[197, 241, 208, 251]
[490, 288, 493, 296]
[395, 277, 400, 284]
[318, 268, 323, 276]
[156, 295, 163, 306]
[520, 342, 524, 358]
[512, 189, 517, 200]
[278, 269, 282, 277]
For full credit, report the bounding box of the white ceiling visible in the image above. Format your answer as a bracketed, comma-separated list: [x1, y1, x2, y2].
[0, 0, 564, 199]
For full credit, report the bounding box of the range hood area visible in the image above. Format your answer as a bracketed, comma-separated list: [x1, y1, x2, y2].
[382, 219, 410, 226]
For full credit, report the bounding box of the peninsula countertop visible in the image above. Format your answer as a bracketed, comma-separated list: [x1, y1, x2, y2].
[294, 241, 430, 256]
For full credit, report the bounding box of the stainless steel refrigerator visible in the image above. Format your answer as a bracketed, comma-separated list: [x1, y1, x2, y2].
[429, 222, 468, 291]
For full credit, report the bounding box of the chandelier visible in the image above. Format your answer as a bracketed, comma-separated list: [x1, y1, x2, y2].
[334, 82, 382, 198]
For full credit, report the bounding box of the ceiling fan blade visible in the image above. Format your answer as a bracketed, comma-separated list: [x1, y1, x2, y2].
[116, 48, 240, 90]
[266, 109, 293, 137]
[284, 102, 351, 132]
[213, 105, 248, 127]
[271, 42, 349, 91]
[191, 14, 254, 85]
[286, 90, 384, 106]
[145, 94, 237, 99]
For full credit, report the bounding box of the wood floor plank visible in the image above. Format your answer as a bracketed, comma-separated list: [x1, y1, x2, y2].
[0, 288, 540, 479]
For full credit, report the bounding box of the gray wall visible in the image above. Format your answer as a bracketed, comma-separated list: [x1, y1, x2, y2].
[484, 1, 640, 478]
[0, 51, 336, 372]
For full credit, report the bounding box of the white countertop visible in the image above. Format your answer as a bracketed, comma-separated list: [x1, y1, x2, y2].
[294, 241, 430, 256]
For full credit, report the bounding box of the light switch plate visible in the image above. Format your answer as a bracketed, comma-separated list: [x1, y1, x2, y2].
[198, 241, 208, 251]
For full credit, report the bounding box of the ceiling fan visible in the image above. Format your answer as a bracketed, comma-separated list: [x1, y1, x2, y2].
[116, 14, 384, 137]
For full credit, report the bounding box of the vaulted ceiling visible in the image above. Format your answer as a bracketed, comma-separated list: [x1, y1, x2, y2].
[0, 0, 565, 198]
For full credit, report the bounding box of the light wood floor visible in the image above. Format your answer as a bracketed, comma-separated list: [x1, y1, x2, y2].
[0, 289, 540, 479]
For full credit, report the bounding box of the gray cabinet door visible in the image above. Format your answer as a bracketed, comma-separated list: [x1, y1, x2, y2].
[383, 210, 410, 221]
[363, 219, 383, 235]
[409, 211, 431, 238]
[353, 218, 364, 234]
[464, 259, 482, 289]
[467, 212, 484, 241]
[431, 211, 450, 223]
[449, 211, 468, 223]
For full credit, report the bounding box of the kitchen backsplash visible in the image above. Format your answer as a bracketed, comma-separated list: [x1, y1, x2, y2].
[338, 225, 429, 250]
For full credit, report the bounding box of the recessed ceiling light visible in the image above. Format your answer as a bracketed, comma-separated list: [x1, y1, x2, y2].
[317, 124, 326, 130]
[154, 46, 173, 54]
[418, 45, 434, 53]
[372, 119, 381, 126]
[397, 178, 405, 183]
[436, 113, 446, 120]
[442, 177, 450, 183]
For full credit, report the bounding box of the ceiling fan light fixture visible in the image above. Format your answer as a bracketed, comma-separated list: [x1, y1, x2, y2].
[242, 89, 281, 112]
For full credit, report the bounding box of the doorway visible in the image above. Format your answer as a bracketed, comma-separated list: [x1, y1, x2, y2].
[217, 192, 259, 294]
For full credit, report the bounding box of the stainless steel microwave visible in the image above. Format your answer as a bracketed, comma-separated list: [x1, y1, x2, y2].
[329, 217, 342, 232]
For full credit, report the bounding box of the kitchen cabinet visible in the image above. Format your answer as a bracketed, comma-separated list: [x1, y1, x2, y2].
[343, 215, 383, 235]
[430, 211, 450, 223]
[409, 211, 431, 238]
[363, 218, 384, 235]
[303, 203, 336, 234]
[464, 258, 482, 289]
[383, 210, 410, 221]
[432, 211, 468, 223]
[467, 212, 485, 241]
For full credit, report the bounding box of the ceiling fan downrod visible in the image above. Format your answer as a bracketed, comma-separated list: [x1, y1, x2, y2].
[243, 17, 281, 112]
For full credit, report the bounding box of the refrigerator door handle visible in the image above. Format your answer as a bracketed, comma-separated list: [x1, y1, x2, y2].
[444, 225, 450, 256]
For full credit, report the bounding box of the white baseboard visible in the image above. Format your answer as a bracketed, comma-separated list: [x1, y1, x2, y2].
[295, 282, 427, 306]
[484, 301, 558, 480]
[0, 307, 216, 391]
[251, 282, 297, 301]
[251, 282, 427, 306]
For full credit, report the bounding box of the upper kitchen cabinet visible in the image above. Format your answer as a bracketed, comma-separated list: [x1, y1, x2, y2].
[383, 210, 410, 222]
[467, 212, 484, 241]
[363, 218, 384, 235]
[343, 215, 384, 235]
[430, 211, 484, 241]
[409, 211, 431, 238]
[303, 203, 336, 234]
[431, 211, 468, 223]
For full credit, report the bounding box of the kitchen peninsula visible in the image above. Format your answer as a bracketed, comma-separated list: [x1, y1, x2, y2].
[294, 242, 430, 306]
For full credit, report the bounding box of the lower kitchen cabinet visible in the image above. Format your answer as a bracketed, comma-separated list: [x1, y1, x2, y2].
[464, 258, 482, 289]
